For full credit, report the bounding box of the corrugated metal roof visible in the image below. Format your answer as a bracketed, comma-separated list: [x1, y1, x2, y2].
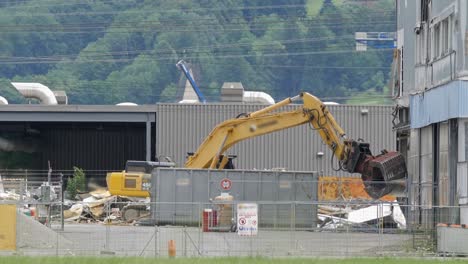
[410, 80, 468, 128]
[156, 104, 395, 177]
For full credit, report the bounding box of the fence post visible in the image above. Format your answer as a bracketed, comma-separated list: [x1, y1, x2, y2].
[105, 203, 110, 253]
[154, 225, 158, 257]
[198, 203, 202, 256]
[183, 226, 187, 257]
[56, 225, 59, 256]
[378, 202, 383, 255]
[290, 202, 296, 255]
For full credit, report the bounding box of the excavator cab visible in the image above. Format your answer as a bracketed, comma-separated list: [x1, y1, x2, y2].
[107, 160, 175, 198]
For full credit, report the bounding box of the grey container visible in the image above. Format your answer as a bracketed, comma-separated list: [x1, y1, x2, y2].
[151, 168, 318, 228]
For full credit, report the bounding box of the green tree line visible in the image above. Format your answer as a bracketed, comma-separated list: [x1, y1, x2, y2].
[0, 0, 395, 105]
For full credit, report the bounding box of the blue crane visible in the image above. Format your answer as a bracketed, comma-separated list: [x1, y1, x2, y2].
[176, 60, 206, 103]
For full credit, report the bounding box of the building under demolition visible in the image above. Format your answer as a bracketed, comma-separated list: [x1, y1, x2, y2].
[394, 0, 468, 227]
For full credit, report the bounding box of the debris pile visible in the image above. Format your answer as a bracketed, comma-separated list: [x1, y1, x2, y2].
[317, 200, 406, 230]
[0, 181, 59, 203]
[63, 189, 149, 224]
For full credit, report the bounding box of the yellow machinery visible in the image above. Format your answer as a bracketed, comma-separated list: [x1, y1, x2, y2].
[107, 160, 174, 198]
[108, 92, 406, 200]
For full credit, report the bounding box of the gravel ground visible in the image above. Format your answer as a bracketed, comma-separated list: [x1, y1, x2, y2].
[13, 223, 413, 257]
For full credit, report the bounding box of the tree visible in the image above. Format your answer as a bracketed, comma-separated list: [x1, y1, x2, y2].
[66, 167, 86, 200]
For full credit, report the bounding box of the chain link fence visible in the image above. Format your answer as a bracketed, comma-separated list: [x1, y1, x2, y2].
[0, 171, 467, 258]
[8, 200, 467, 257]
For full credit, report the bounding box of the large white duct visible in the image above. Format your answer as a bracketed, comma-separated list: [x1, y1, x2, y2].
[11, 82, 58, 105]
[116, 102, 138, 106]
[243, 91, 275, 105]
[0, 96, 8, 105]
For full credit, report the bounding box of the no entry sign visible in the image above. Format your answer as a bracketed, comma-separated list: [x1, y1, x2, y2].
[220, 178, 232, 190]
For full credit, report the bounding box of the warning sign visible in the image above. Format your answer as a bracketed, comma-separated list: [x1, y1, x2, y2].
[237, 203, 258, 236]
[220, 178, 232, 190]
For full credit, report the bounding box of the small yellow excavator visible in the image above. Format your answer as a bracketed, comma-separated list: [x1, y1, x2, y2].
[108, 92, 406, 202]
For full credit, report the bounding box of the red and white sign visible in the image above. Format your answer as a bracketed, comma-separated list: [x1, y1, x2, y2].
[237, 203, 258, 236]
[239, 218, 246, 225]
[220, 178, 232, 190]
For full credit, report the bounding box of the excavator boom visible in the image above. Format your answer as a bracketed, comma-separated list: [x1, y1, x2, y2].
[185, 92, 407, 199]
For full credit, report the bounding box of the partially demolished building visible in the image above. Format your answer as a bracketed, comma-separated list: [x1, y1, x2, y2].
[394, 0, 468, 227]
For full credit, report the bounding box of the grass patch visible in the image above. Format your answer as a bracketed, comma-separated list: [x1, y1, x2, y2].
[0, 257, 467, 264]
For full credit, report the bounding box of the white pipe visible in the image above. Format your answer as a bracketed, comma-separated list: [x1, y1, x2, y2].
[116, 102, 138, 106]
[11, 82, 58, 105]
[243, 91, 275, 105]
[0, 96, 8, 105]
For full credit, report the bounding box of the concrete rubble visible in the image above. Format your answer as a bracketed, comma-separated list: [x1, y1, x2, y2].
[317, 200, 407, 230]
[63, 189, 149, 224]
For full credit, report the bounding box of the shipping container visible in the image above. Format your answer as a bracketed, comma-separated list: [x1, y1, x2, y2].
[151, 168, 318, 228]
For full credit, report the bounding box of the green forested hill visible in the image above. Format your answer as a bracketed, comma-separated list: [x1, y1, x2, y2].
[0, 0, 395, 105]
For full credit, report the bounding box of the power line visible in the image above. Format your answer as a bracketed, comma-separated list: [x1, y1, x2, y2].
[0, 22, 395, 34]
[0, 48, 393, 65]
[0, 15, 395, 28]
[0, 35, 357, 59]
[0, 1, 395, 16]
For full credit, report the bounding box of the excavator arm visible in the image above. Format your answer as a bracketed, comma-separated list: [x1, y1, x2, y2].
[185, 92, 407, 199]
[185, 93, 347, 168]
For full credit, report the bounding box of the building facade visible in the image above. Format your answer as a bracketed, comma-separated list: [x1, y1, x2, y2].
[394, 0, 468, 227]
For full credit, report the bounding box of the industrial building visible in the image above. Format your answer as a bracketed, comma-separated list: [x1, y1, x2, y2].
[0, 85, 395, 183]
[394, 0, 468, 227]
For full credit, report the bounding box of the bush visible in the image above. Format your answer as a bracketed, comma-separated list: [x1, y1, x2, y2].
[66, 167, 86, 200]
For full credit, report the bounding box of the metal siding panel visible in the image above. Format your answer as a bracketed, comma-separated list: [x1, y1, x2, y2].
[408, 128, 420, 225]
[410, 80, 468, 128]
[458, 162, 468, 204]
[156, 104, 395, 177]
[38, 123, 145, 173]
[439, 122, 450, 206]
[420, 126, 434, 209]
[458, 81, 468, 116]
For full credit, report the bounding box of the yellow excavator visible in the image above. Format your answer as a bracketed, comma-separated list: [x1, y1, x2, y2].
[108, 92, 406, 203]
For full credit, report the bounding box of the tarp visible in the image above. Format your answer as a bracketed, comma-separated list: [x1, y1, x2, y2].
[0, 204, 16, 250]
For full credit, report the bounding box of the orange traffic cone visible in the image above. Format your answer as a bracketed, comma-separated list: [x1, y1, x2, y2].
[168, 239, 176, 257]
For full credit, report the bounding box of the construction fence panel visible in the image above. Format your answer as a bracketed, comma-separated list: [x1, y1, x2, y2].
[12, 202, 468, 257]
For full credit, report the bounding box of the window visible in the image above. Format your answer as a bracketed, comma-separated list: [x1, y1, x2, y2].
[416, 24, 426, 64]
[431, 16, 452, 60]
[442, 19, 449, 53]
[433, 24, 440, 59]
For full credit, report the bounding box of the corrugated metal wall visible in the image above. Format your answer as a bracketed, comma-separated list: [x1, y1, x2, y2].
[37, 122, 146, 171]
[410, 80, 468, 128]
[156, 104, 396, 177]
